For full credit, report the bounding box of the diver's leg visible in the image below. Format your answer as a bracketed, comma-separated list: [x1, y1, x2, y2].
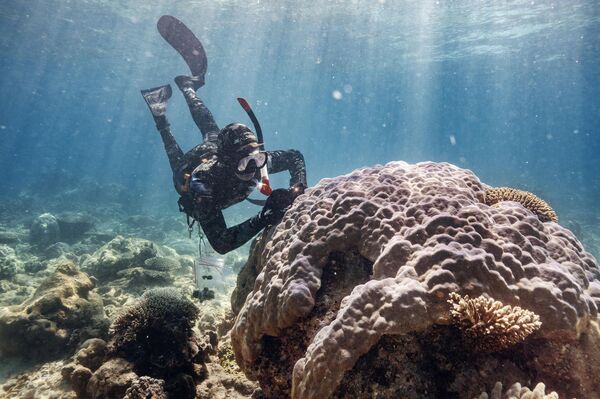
[175, 76, 220, 142]
[141, 84, 184, 172]
[157, 123, 184, 172]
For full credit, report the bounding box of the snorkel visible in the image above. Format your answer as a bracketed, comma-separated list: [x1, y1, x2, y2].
[237, 98, 273, 196]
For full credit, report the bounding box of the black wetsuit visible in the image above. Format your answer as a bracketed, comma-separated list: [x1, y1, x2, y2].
[154, 85, 306, 254]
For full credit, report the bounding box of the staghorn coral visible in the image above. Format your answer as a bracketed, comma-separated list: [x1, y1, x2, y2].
[230, 161, 600, 399]
[448, 292, 541, 352]
[481, 187, 558, 223]
[479, 381, 559, 399]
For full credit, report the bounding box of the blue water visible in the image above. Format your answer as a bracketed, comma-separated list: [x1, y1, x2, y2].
[1, 0, 599, 247]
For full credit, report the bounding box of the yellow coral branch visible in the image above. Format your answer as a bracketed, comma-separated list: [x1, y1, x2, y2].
[481, 187, 558, 223]
[448, 292, 541, 352]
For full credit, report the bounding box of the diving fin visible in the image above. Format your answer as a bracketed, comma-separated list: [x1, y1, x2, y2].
[141, 84, 172, 117]
[157, 15, 207, 79]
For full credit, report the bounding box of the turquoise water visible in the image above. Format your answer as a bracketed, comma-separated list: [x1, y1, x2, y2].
[1, 1, 598, 220]
[1, 1, 600, 396]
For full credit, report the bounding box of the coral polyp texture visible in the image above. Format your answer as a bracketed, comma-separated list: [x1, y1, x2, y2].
[230, 161, 600, 399]
[481, 187, 558, 223]
[478, 381, 559, 399]
[448, 292, 541, 352]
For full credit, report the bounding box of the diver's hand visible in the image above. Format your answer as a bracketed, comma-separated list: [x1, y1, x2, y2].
[289, 182, 306, 197]
[259, 188, 296, 226]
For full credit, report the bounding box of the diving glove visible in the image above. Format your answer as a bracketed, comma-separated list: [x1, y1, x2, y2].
[259, 188, 297, 226]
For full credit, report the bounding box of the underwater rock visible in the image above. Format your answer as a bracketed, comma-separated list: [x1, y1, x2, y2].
[62, 339, 108, 397]
[57, 212, 95, 242]
[75, 338, 108, 371]
[43, 241, 72, 259]
[0, 244, 22, 280]
[23, 257, 46, 273]
[0, 229, 20, 244]
[0, 260, 109, 362]
[87, 287, 209, 398]
[111, 267, 174, 293]
[81, 235, 158, 281]
[1, 359, 76, 399]
[85, 358, 138, 399]
[231, 161, 600, 399]
[30, 212, 61, 247]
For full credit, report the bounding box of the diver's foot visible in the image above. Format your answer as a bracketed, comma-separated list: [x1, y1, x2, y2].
[175, 75, 205, 92]
[141, 84, 172, 117]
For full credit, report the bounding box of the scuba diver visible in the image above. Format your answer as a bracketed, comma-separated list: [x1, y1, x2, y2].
[141, 16, 307, 259]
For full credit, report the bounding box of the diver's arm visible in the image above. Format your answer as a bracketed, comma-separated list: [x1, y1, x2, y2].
[267, 149, 307, 187]
[198, 210, 266, 255]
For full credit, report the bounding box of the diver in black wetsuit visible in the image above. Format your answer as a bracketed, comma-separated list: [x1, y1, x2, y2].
[141, 75, 307, 254]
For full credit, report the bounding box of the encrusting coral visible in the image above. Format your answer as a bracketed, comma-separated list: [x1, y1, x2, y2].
[481, 187, 558, 223]
[230, 161, 600, 399]
[0, 260, 108, 361]
[448, 292, 541, 352]
[478, 381, 559, 399]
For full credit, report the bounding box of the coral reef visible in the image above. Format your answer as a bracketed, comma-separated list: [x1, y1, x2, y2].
[448, 292, 541, 352]
[0, 260, 108, 361]
[478, 381, 559, 399]
[144, 255, 181, 271]
[30, 212, 61, 247]
[109, 287, 202, 375]
[81, 235, 158, 281]
[0, 244, 22, 280]
[56, 212, 95, 242]
[84, 357, 138, 398]
[230, 161, 600, 399]
[481, 187, 558, 223]
[63, 287, 208, 398]
[124, 376, 168, 399]
[1, 360, 76, 399]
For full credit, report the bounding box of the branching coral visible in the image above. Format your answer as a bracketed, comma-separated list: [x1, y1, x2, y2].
[448, 292, 541, 352]
[109, 287, 200, 374]
[481, 187, 558, 223]
[479, 381, 559, 399]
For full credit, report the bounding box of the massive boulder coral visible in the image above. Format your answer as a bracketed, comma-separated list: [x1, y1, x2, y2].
[0, 260, 108, 361]
[81, 235, 158, 280]
[231, 161, 600, 399]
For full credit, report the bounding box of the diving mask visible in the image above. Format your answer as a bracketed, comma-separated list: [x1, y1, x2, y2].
[237, 150, 267, 174]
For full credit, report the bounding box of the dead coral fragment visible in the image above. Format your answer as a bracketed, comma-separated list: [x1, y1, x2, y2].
[478, 381, 559, 399]
[481, 187, 558, 223]
[448, 293, 541, 352]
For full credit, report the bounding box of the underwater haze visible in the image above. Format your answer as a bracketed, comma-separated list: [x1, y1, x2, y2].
[1, 1, 599, 221]
[1, 0, 600, 397]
